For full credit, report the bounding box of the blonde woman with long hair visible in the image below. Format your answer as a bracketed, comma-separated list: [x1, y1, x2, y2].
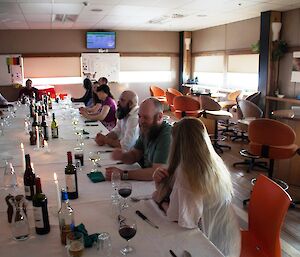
[152, 117, 241, 257]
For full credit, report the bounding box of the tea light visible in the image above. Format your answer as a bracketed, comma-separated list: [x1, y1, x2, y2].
[20, 143, 26, 172]
[54, 173, 61, 212]
[44, 140, 50, 153]
[36, 126, 40, 149]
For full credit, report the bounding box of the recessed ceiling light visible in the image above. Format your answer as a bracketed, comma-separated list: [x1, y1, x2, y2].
[197, 14, 207, 17]
[91, 8, 103, 12]
[171, 13, 185, 19]
[238, 3, 242, 6]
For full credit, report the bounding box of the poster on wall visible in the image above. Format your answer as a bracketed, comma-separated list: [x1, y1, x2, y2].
[291, 51, 300, 82]
[0, 55, 23, 86]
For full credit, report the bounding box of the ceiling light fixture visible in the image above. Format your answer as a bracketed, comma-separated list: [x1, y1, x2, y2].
[197, 14, 207, 18]
[91, 9, 103, 12]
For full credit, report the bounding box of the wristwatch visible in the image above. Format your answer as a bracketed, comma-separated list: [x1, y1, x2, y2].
[122, 170, 129, 180]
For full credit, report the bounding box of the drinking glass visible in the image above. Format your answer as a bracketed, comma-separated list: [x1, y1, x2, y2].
[88, 151, 101, 172]
[3, 162, 17, 189]
[66, 231, 84, 257]
[118, 216, 137, 255]
[111, 171, 121, 203]
[118, 181, 132, 209]
[74, 147, 84, 167]
[97, 232, 112, 257]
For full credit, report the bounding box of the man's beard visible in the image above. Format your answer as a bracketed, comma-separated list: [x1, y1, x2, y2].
[147, 123, 163, 142]
[116, 104, 131, 120]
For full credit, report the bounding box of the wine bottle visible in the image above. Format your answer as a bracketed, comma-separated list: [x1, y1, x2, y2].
[38, 106, 43, 124]
[29, 100, 35, 118]
[48, 93, 52, 109]
[51, 113, 59, 138]
[41, 115, 49, 141]
[23, 154, 35, 200]
[58, 188, 75, 245]
[32, 176, 50, 235]
[32, 113, 39, 131]
[65, 151, 78, 199]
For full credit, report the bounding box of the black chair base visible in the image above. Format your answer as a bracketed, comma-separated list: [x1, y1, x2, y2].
[213, 142, 231, 154]
[231, 131, 249, 142]
[233, 150, 268, 173]
[290, 201, 300, 208]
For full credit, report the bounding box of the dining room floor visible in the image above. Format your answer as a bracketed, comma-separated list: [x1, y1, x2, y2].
[166, 111, 300, 257]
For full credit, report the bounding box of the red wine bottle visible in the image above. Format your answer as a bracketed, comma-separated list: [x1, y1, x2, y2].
[32, 176, 50, 235]
[23, 154, 35, 200]
[41, 115, 49, 141]
[65, 152, 78, 199]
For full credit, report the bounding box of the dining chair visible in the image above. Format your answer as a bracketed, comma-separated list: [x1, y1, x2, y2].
[173, 95, 201, 119]
[240, 174, 291, 257]
[167, 88, 182, 96]
[166, 89, 182, 112]
[149, 85, 167, 104]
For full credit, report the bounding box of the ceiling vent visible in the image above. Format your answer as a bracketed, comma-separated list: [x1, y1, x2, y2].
[52, 14, 78, 23]
[148, 15, 169, 24]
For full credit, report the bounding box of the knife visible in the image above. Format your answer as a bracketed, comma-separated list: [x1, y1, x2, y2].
[169, 250, 177, 257]
[135, 210, 159, 229]
[97, 150, 113, 153]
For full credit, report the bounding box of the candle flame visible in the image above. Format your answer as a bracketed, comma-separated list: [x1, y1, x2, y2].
[54, 172, 57, 181]
[44, 140, 48, 147]
[21, 143, 24, 149]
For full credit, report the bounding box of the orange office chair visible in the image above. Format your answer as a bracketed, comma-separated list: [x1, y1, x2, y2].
[240, 174, 291, 257]
[166, 88, 182, 112]
[149, 85, 167, 104]
[173, 95, 201, 119]
[167, 88, 182, 96]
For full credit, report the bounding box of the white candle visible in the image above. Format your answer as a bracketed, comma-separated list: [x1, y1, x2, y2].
[44, 140, 50, 153]
[36, 126, 40, 149]
[35, 113, 38, 123]
[31, 162, 35, 174]
[20, 143, 26, 173]
[54, 173, 61, 212]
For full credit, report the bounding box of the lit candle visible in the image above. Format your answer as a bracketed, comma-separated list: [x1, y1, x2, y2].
[20, 143, 25, 172]
[44, 140, 50, 153]
[54, 173, 61, 212]
[36, 126, 40, 149]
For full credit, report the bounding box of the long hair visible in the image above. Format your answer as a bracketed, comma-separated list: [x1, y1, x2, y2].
[83, 78, 92, 91]
[160, 117, 233, 205]
[96, 84, 114, 99]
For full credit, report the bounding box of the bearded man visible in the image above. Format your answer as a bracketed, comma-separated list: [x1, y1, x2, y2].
[95, 90, 139, 151]
[105, 97, 172, 181]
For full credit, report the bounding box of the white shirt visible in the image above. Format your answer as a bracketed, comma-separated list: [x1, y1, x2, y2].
[111, 106, 139, 151]
[167, 166, 241, 257]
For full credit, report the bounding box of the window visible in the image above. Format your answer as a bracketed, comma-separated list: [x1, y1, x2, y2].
[120, 57, 172, 83]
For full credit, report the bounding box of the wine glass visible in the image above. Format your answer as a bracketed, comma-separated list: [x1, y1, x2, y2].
[118, 216, 137, 255]
[118, 181, 132, 209]
[111, 171, 121, 203]
[88, 151, 101, 173]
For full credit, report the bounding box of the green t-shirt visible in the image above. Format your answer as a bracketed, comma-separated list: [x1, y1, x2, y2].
[134, 121, 172, 168]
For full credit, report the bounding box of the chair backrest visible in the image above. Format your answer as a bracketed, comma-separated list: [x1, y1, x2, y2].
[245, 91, 261, 105]
[173, 95, 201, 118]
[150, 85, 165, 97]
[199, 95, 221, 111]
[227, 90, 242, 101]
[248, 118, 296, 146]
[248, 174, 291, 257]
[167, 88, 182, 96]
[238, 100, 263, 119]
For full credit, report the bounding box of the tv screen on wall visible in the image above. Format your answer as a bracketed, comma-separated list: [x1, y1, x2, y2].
[86, 32, 116, 49]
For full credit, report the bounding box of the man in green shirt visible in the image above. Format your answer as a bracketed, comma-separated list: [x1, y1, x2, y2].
[105, 97, 172, 181]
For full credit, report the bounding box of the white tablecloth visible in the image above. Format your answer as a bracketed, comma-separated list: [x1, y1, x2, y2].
[0, 102, 224, 257]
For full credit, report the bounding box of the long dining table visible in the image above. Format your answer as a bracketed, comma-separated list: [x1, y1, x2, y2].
[0, 100, 224, 257]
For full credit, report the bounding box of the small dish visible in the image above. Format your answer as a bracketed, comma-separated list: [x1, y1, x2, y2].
[277, 94, 285, 98]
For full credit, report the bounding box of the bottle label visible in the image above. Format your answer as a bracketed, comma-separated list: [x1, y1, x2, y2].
[52, 127, 58, 138]
[33, 207, 44, 228]
[65, 174, 76, 192]
[24, 186, 31, 197]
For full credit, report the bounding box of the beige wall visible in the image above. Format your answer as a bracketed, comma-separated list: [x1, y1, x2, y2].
[278, 9, 300, 98]
[0, 30, 179, 54]
[192, 17, 260, 52]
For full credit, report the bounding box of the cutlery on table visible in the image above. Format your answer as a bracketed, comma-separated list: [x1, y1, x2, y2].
[169, 250, 178, 257]
[96, 161, 123, 167]
[183, 250, 192, 257]
[135, 210, 159, 229]
[130, 195, 152, 202]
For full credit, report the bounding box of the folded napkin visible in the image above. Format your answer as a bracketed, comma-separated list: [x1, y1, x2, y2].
[87, 171, 105, 183]
[74, 223, 99, 248]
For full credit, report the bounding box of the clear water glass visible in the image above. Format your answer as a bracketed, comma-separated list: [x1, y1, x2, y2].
[111, 171, 121, 203]
[97, 232, 112, 257]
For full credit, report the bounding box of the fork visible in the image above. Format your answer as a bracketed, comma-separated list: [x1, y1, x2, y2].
[130, 195, 152, 202]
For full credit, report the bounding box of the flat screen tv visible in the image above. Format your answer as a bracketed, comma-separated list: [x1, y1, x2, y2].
[86, 32, 116, 49]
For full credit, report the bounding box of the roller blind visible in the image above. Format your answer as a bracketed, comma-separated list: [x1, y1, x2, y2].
[194, 55, 224, 73]
[23, 57, 81, 78]
[228, 54, 259, 73]
[120, 57, 171, 71]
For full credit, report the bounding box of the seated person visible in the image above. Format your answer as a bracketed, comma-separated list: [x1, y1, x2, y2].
[79, 84, 116, 130]
[152, 117, 241, 257]
[71, 78, 93, 107]
[95, 90, 139, 151]
[0, 93, 13, 107]
[105, 97, 172, 181]
[18, 79, 39, 100]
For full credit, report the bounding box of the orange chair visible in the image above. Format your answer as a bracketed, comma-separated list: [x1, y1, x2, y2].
[166, 89, 182, 112]
[173, 95, 201, 119]
[149, 85, 167, 104]
[240, 174, 291, 257]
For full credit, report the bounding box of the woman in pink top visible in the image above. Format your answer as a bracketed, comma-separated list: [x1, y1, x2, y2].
[152, 117, 241, 257]
[80, 84, 116, 130]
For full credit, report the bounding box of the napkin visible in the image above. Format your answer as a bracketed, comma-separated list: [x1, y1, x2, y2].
[87, 171, 105, 183]
[74, 223, 99, 248]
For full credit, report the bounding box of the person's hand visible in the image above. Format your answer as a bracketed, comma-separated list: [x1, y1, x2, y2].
[105, 167, 123, 181]
[111, 148, 123, 160]
[152, 167, 169, 184]
[95, 133, 106, 146]
[152, 190, 160, 203]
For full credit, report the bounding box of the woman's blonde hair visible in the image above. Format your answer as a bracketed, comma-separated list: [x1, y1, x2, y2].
[165, 117, 233, 204]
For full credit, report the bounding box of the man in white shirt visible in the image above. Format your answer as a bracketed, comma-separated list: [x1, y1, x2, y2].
[95, 90, 139, 151]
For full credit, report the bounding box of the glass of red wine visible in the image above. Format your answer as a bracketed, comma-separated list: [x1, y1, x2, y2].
[118, 181, 132, 209]
[119, 216, 137, 255]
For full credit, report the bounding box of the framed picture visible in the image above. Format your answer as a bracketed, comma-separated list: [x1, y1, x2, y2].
[291, 51, 300, 82]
